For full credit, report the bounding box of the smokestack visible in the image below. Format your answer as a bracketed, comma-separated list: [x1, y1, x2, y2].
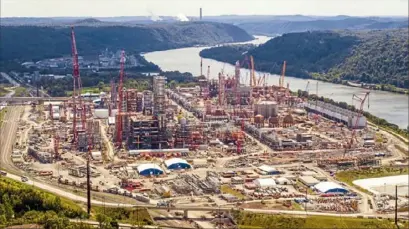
[200, 8, 202, 20]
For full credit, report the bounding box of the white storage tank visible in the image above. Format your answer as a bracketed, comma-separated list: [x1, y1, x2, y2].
[94, 109, 109, 119]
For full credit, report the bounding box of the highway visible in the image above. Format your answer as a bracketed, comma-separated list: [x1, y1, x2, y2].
[0, 106, 24, 174]
[3, 168, 408, 220]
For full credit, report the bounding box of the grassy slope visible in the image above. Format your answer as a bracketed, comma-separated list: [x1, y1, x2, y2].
[91, 206, 153, 225]
[13, 87, 30, 97]
[0, 86, 10, 96]
[221, 184, 246, 200]
[234, 211, 404, 229]
[336, 167, 409, 194]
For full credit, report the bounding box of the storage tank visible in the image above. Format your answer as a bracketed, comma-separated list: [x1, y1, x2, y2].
[254, 114, 264, 127]
[254, 101, 278, 118]
[180, 117, 187, 126]
[94, 109, 109, 119]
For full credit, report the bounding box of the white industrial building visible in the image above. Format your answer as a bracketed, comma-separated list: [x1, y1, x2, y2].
[275, 177, 292, 185]
[254, 178, 276, 188]
[137, 163, 164, 176]
[257, 165, 279, 175]
[304, 101, 367, 128]
[164, 158, 191, 170]
[299, 176, 320, 186]
[94, 109, 109, 119]
[314, 181, 348, 194]
[91, 151, 102, 160]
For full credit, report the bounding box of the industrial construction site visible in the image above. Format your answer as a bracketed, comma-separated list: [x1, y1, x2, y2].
[1, 28, 408, 228]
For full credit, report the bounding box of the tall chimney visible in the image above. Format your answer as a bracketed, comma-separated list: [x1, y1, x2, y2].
[200, 8, 202, 20]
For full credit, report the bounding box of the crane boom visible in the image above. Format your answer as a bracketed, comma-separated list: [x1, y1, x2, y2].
[250, 56, 255, 87]
[280, 61, 287, 88]
[116, 51, 126, 146]
[346, 92, 370, 152]
[70, 27, 83, 148]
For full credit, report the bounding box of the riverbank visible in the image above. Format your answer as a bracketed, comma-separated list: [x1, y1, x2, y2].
[304, 93, 409, 142]
[144, 36, 408, 129]
[310, 73, 409, 95]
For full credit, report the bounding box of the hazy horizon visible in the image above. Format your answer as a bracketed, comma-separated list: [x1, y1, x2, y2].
[1, 0, 408, 18]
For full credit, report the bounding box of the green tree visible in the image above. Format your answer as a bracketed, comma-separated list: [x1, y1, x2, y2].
[96, 213, 113, 229]
[97, 81, 105, 91]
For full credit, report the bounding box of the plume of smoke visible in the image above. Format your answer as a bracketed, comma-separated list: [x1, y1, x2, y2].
[176, 14, 189, 21]
[148, 9, 163, 21]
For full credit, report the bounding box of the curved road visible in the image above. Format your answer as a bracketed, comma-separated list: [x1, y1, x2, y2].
[1, 106, 408, 221]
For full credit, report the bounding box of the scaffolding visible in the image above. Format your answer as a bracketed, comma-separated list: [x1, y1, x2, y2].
[128, 116, 169, 150]
[153, 76, 166, 116]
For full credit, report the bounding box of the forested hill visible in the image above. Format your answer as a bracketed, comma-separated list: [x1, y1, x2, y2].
[237, 17, 408, 35]
[200, 29, 409, 90]
[0, 21, 253, 62]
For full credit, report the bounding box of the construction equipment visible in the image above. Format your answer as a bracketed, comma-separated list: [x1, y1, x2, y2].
[115, 50, 126, 147]
[345, 92, 370, 153]
[304, 81, 310, 97]
[279, 61, 287, 88]
[250, 56, 256, 88]
[70, 27, 83, 149]
[85, 104, 92, 216]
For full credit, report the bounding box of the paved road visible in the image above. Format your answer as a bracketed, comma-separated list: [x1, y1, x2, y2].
[1, 107, 408, 221]
[0, 106, 24, 174]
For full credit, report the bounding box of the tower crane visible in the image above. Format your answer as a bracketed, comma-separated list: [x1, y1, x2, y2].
[70, 27, 83, 149]
[305, 81, 310, 96]
[115, 51, 126, 147]
[344, 92, 370, 154]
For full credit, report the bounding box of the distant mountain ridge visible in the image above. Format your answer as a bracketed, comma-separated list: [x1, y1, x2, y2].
[236, 17, 408, 35]
[0, 21, 253, 61]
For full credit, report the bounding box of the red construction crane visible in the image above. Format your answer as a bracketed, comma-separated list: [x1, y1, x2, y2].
[115, 50, 126, 147]
[49, 104, 53, 123]
[70, 27, 83, 148]
[236, 119, 245, 154]
[345, 92, 370, 153]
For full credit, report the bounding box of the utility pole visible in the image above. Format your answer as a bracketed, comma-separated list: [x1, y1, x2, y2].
[395, 185, 398, 226]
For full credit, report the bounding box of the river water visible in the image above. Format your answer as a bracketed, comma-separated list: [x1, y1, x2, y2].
[144, 36, 408, 128]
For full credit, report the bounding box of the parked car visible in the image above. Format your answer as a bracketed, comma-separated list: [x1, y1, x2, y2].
[21, 176, 28, 182]
[0, 171, 7, 176]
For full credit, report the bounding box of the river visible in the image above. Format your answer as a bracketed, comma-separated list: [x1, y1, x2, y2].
[144, 36, 408, 128]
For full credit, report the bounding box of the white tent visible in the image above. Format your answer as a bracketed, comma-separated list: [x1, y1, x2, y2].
[314, 181, 348, 194]
[254, 178, 276, 188]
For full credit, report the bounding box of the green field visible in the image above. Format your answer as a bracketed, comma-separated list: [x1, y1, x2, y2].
[13, 87, 30, 97]
[0, 107, 7, 128]
[0, 87, 10, 97]
[336, 167, 409, 194]
[221, 184, 246, 200]
[233, 211, 406, 229]
[0, 177, 88, 228]
[91, 206, 153, 226]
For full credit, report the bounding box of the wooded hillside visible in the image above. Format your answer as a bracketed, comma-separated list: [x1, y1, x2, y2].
[200, 29, 409, 90]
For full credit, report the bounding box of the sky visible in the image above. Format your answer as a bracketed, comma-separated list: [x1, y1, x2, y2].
[1, 0, 408, 17]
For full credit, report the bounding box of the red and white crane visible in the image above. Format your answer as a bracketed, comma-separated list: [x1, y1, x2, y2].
[70, 27, 83, 148]
[115, 50, 126, 147]
[345, 91, 370, 153]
